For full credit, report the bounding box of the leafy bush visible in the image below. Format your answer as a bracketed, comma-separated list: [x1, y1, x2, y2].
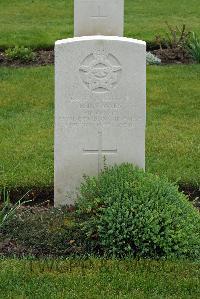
[5, 46, 36, 62]
[187, 32, 200, 63]
[77, 164, 200, 259]
[146, 52, 161, 65]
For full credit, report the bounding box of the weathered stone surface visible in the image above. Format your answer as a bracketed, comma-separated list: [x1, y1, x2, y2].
[55, 36, 146, 206]
[74, 0, 124, 37]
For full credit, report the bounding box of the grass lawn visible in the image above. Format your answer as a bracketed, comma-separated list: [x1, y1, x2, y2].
[0, 0, 200, 48]
[0, 258, 199, 298]
[0, 65, 199, 189]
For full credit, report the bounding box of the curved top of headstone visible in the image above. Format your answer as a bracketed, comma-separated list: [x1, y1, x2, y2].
[55, 36, 146, 46]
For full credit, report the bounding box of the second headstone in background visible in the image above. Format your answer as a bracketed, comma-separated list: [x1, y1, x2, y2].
[74, 0, 124, 37]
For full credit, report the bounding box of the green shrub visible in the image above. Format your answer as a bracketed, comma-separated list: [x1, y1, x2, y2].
[5, 46, 36, 62]
[77, 164, 200, 259]
[187, 32, 200, 63]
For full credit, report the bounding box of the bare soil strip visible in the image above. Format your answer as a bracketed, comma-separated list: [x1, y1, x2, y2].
[3, 185, 199, 209]
[0, 48, 193, 67]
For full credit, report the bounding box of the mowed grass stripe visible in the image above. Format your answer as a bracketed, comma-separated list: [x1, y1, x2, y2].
[0, 0, 200, 48]
[0, 66, 54, 188]
[0, 259, 199, 298]
[146, 65, 200, 186]
[0, 65, 200, 188]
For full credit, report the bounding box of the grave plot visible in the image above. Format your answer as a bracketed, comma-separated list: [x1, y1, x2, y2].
[0, 2, 200, 296]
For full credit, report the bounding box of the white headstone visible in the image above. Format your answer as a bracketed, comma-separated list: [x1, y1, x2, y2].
[55, 36, 146, 206]
[74, 0, 124, 37]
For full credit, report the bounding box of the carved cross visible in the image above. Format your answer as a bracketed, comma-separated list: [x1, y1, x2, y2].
[83, 130, 117, 174]
[91, 4, 108, 19]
